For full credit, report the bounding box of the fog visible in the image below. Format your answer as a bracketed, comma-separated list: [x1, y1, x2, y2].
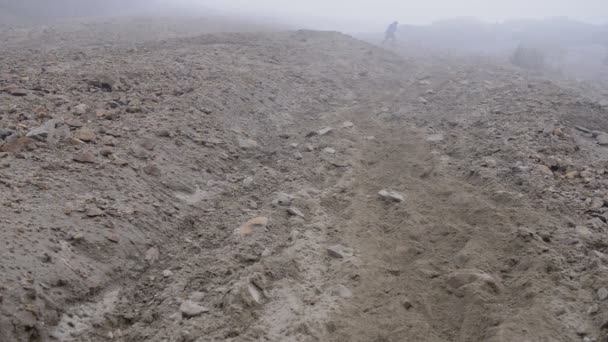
[1, 0, 607, 80]
[172, 0, 608, 31]
[1, 0, 606, 31]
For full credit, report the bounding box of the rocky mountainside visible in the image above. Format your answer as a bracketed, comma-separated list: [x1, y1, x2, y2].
[2, 18, 608, 342]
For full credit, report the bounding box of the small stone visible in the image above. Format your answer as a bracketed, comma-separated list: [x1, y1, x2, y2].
[341, 121, 354, 128]
[74, 127, 96, 142]
[237, 137, 259, 150]
[106, 234, 119, 243]
[378, 190, 405, 203]
[418, 97, 428, 104]
[86, 207, 104, 217]
[26, 119, 61, 142]
[304, 144, 315, 152]
[294, 152, 303, 160]
[180, 300, 209, 318]
[73, 104, 88, 115]
[243, 176, 254, 188]
[162, 270, 173, 278]
[598, 287, 608, 301]
[0, 128, 15, 140]
[144, 164, 161, 177]
[588, 304, 600, 315]
[189, 292, 206, 302]
[317, 127, 333, 136]
[323, 147, 336, 154]
[100, 147, 113, 157]
[590, 198, 605, 209]
[140, 138, 156, 151]
[331, 285, 353, 298]
[597, 133, 608, 146]
[575, 126, 592, 134]
[402, 298, 413, 310]
[113, 157, 128, 166]
[426, 134, 444, 142]
[144, 247, 160, 264]
[238, 216, 269, 238]
[273, 192, 294, 207]
[287, 207, 305, 218]
[576, 226, 593, 240]
[327, 244, 354, 259]
[261, 248, 272, 257]
[6, 87, 28, 96]
[73, 151, 96, 163]
[565, 171, 579, 179]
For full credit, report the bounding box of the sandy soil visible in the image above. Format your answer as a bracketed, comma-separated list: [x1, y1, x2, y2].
[1, 17, 608, 342]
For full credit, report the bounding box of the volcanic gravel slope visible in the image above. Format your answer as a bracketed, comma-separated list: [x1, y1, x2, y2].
[1, 19, 608, 342]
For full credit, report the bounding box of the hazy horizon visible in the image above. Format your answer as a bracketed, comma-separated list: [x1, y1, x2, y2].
[165, 0, 608, 31]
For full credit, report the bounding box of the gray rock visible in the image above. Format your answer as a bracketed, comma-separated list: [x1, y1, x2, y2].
[294, 152, 303, 160]
[378, 190, 405, 203]
[426, 134, 444, 142]
[73, 151, 96, 164]
[144, 247, 160, 265]
[287, 207, 305, 218]
[73, 104, 89, 115]
[238, 137, 259, 150]
[331, 285, 353, 298]
[597, 133, 608, 146]
[180, 300, 209, 318]
[0, 128, 14, 140]
[323, 147, 336, 154]
[189, 292, 206, 302]
[26, 119, 62, 142]
[162, 270, 173, 278]
[327, 244, 354, 259]
[418, 97, 428, 104]
[590, 198, 605, 210]
[341, 121, 354, 128]
[243, 176, 254, 188]
[86, 206, 104, 217]
[273, 192, 294, 207]
[598, 287, 608, 301]
[317, 127, 333, 136]
[575, 126, 592, 134]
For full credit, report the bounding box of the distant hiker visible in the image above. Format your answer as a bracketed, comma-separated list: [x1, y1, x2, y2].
[383, 21, 399, 44]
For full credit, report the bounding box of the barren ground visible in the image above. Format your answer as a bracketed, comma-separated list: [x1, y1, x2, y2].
[2, 17, 608, 342]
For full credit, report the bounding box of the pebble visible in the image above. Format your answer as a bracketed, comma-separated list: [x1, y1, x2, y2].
[341, 121, 354, 128]
[26, 119, 61, 142]
[378, 190, 405, 203]
[162, 270, 174, 278]
[402, 298, 413, 310]
[426, 134, 444, 142]
[273, 192, 294, 206]
[597, 134, 608, 146]
[287, 207, 305, 218]
[238, 137, 259, 150]
[74, 127, 95, 142]
[86, 207, 104, 217]
[73, 104, 89, 115]
[327, 244, 354, 259]
[331, 285, 353, 298]
[238, 216, 269, 238]
[189, 292, 206, 302]
[144, 164, 162, 177]
[73, 151, 97, 163]
[317, 127, 333, 136]
[261, 248, 272, 257]
[243, 176, 254, 188]
[323, 147, 336, 154]
[0, 128, 15, 140]
[180, 300, 209, 318]
[576, 226, 593, 240]
[100, 147, 113, 157]
[144, 247, 160, 265]
[294, 152, 303, 160]
[598, 287, 608, 301]
[418, 97, 428, 104]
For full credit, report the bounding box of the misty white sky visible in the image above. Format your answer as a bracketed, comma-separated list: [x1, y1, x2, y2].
[168, 0, 607, 31]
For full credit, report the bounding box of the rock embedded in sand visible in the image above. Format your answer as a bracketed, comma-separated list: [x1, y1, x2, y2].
[180, 300, 209, 318]
[378, 190, 405, 203]
[327, 244, 354, 259]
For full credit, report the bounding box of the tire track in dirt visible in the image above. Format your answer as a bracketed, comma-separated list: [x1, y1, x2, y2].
[319, 106, 591, 341]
